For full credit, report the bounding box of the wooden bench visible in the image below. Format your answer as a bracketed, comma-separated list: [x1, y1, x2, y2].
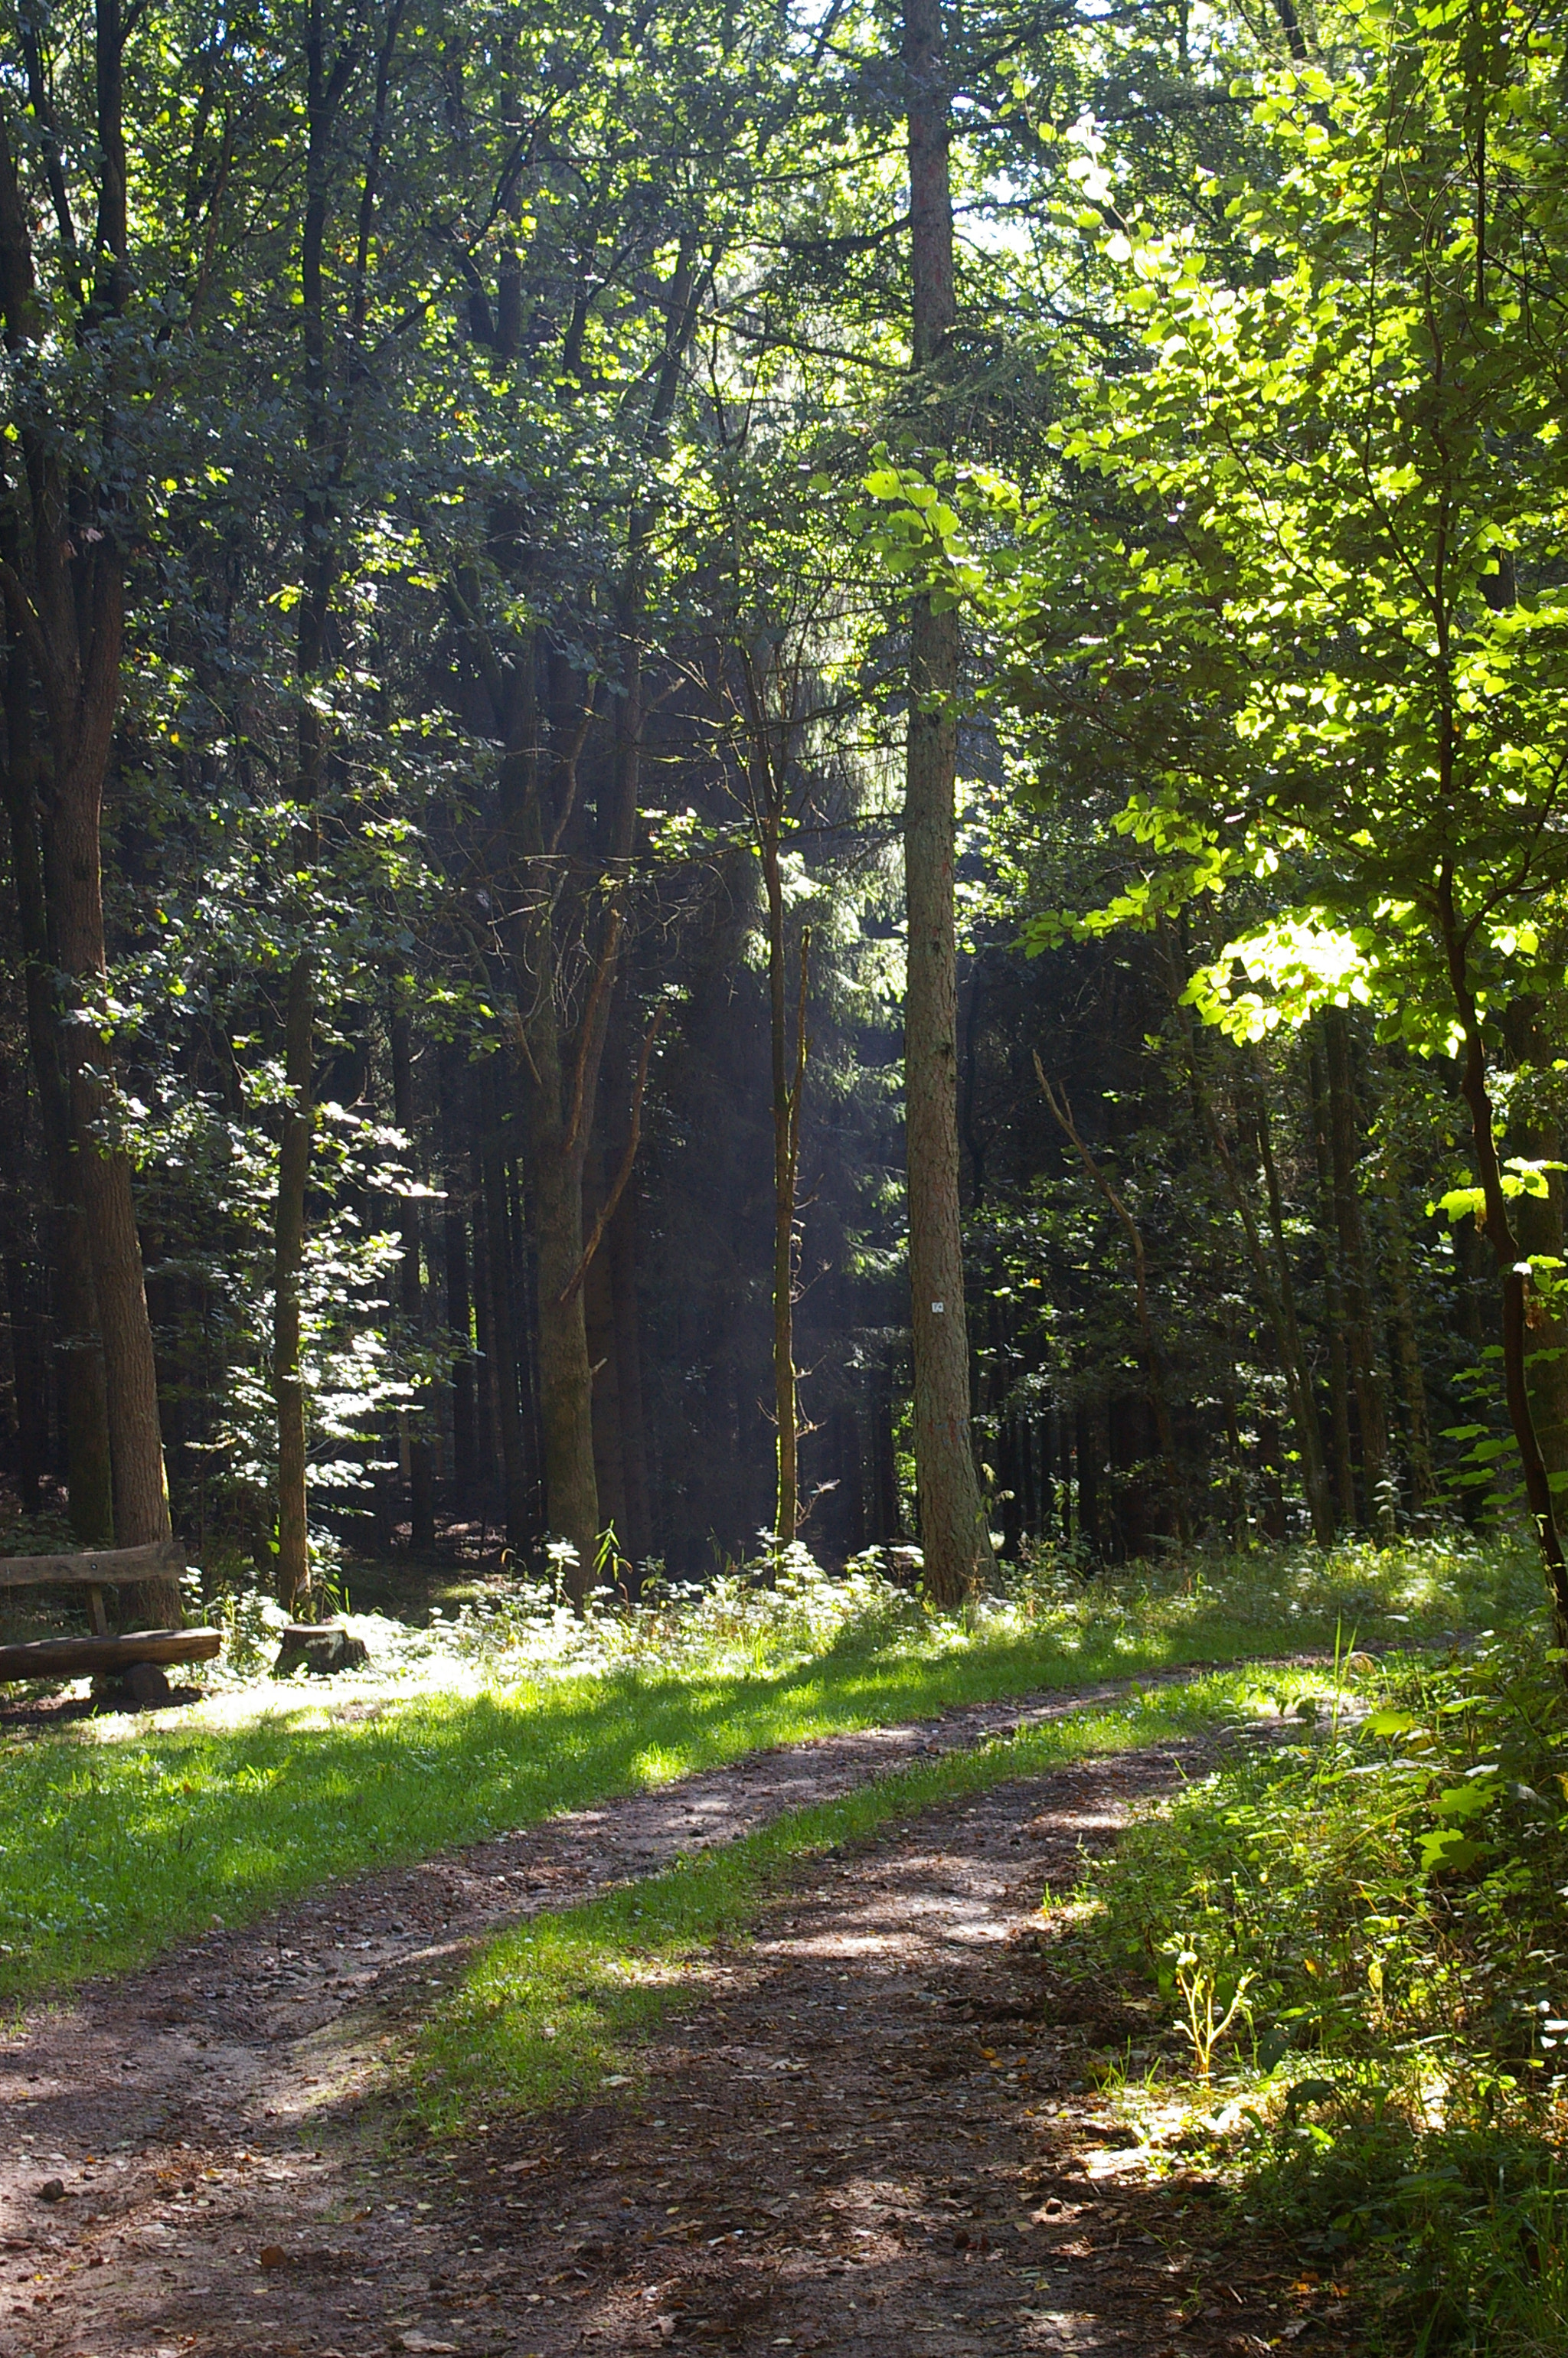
[0, 1539, 222, 1706]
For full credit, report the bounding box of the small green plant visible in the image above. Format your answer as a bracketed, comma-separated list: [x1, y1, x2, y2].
[1169, 1938, 1253, 2083]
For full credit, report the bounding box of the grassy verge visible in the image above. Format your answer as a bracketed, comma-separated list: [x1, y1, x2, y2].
[0, 1532, 1533, 2004]
[1052, 1640, 1568, 2354]
[407, 1661, 1337, 2134]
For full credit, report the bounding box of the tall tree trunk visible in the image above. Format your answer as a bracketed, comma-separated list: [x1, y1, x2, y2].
[900, 0, 991, 1605]
[271, 0, 341, 1612]
[997, 1413, 1021, 1561]
[481, 646, 598, 1592]
[1018, 1413, 1037, 1542]
[479, 1061, 531, 1552]
[444, 1186, 476, 1506]
[1438, 862, 1568, 1650]
[1322, 1008, 1391, 1528]
[2, 1243, 43, 1510]
[49, 763, 176, 1604]
[0, 636, 114, 1544]
[735, 635, 813, 1552]
[761, 800, 808, 1548]
[391, 1001, 434, 1550]
[272, 952, 314, 1608]
[1308, 1040, 1359, 1526]
[44, 720, 175, 1605]
[1380, 1162, 1438, 1511]
[469, 1141, 500, 1513]
[583, 1151, 628, 1553]
[1250, 1072, 1337, 1544]
[608, 1189, 652, 1568]
[1037, 1062, 1191, 1546]
[1500, 1001, 1568, 1500]
[1188, 1045, 1334, 1546]
[1074, 1403, 1098, 1559]
[875, 1352, 900, 1543]
[0, 14, 176, 1621]
[531, 1076, 599, 1592]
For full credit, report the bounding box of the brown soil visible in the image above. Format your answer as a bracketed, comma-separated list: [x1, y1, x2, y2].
[0, 1691, 1353, 2358]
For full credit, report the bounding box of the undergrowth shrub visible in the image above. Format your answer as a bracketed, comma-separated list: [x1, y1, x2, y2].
[1062, 1638, 1568, 2352]
[189, 1524, 1534, 1694]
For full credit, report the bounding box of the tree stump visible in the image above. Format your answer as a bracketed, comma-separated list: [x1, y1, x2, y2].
[273, 1622, 370, 1677]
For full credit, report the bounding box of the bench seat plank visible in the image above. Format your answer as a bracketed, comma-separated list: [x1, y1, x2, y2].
[0, 1628, 222, 1680]
[0, 1540, 186, 1592]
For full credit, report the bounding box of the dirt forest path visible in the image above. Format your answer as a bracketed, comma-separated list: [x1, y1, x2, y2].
[0, 1673, 1354, 2358]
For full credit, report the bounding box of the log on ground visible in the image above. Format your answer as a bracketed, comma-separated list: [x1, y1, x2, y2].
[0, 1628, 223, 1680]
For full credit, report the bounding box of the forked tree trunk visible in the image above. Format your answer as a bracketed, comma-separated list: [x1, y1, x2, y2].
[901, 0, 991, 1605]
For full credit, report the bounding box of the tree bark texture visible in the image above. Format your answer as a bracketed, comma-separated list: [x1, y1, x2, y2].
[469, 1144, 500, 1503]
[1251, 1074, 1337, 1545]
[1191, 1057, 1332, 1547]
[270, 0, 352, 1612]
[1321, 1009, 1391, 1527]
[445, 1181, 476, 1500]
[608, 1188, 652, 1567]
[1037, 1062, 1190, 1546]
[471, 640, 601, 1595]
[1437, 862, 1568, 1648]
[1500, 1001, 1568, 1499]
[1378, 1161, 1438, 1510]
[271, 952, 314, 1611]
[1308, 1041, 1359, 1526]
[391, 1002, 435, 1550]
[583, 1152, 628, 1550]
[901, 0, 990, 1605]
[0, 73, 175, 1618]
[0, 637, 115, 1544]
[479, 1060, 531, 1552]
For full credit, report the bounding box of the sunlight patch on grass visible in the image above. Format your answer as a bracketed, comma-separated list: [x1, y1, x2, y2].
[0, 1531, 1535, 2003]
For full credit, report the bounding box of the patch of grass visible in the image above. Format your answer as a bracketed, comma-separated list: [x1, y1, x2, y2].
[0, 1530, 1532, 2004]
[406, 1662, 1335, 2133]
